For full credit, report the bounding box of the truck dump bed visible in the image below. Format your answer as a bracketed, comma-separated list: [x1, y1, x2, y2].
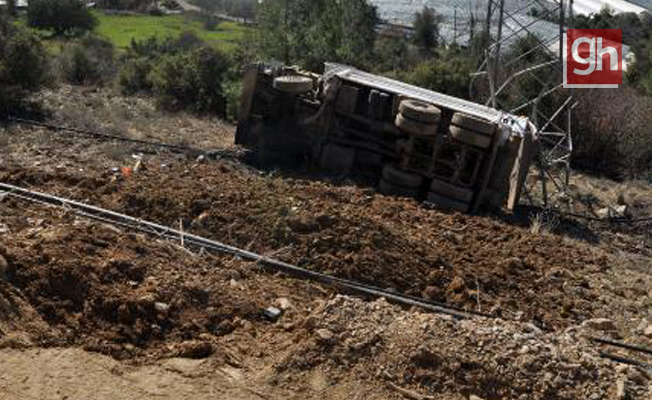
[236, 63, 539, 213]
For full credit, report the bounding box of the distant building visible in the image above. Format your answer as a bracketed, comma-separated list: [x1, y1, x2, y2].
[0, 0, 29, 9]
[0, 0, 96, 9]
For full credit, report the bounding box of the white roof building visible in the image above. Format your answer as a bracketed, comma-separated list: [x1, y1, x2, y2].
[0, 0, 29, 7]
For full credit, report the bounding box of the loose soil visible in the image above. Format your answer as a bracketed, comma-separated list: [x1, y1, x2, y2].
[1, 86, 652, 399]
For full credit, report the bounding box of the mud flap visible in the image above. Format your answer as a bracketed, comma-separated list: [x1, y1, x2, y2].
[507, 132, 540, 211]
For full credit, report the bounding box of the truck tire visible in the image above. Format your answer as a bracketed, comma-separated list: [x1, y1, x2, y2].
[395, 114, 437, 136]
[399, 99, 441, 124]
[273, 76, 314, 94]
[430, 179, 474, 203]
[426, 192, 470, 213]
[380, 179, 420, 199]
[451, 113, 496, 135]
[382, 164, 423, 188]
[449, 126, 492, 149]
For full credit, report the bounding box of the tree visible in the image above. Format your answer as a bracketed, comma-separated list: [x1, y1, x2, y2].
[254, 0, 378, 72]
[413, 6, 440, 53]
[0, 16, 49, 116]
[27, 0, 97, 36]
[6, 0, 16, 17]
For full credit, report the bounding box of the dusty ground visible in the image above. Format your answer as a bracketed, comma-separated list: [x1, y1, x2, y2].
[1, 86, 652, 399]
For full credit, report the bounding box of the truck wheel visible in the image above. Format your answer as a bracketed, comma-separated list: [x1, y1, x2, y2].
[380, 179, 420, 199]
[395, 114, 437, 136]
[449, 126, 492, 149]
[426, 192, 470, 213]
[399, 99, 441, 124]
[430, 179, 474, 203]
[451, 113, 496, 135]
[382, 164, 423, 188]
[273, 76, 314, 94]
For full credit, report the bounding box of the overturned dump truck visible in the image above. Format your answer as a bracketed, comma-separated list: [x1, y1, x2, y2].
[236, 63, 539, 213]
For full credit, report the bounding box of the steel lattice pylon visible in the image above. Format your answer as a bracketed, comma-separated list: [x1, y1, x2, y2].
[472, 0, 577, 210]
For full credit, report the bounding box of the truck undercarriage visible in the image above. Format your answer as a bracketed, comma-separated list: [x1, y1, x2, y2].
[236, 63, 539, 213]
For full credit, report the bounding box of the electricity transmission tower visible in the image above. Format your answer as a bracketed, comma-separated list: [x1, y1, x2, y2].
[473, 0, 576, 210]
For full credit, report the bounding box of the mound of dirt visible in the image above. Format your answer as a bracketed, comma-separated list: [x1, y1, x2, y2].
[276, 295, 649, 400]
[1, 162, 610, 331]
[1, 212, 263, 359]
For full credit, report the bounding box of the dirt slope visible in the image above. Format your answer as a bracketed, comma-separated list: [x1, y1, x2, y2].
[1, 86, 652, 399]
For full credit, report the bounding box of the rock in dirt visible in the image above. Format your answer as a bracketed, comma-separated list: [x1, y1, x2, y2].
[263, 306, 282, 322]
[643, 325, 652, 338]
[315, 328, 335, 342]
[117, 304, 132, 325]
[627, 368, 648, 385]
[583, 318, 617, 332]
[154, 302, 170, 316]
[615, 379, 627, 400]
[0, 254, 8, 281]
[176, 341, 213, 359]
[276, 297, 292, 310]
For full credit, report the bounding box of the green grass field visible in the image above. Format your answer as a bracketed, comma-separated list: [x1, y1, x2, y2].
[18, 11, 248, 53]
[94, 13, 248, 52]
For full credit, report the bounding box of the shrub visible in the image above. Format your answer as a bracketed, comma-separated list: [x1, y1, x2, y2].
[572, 88, 652, 179]
[117, 32, 204, 94]
[0, 17, 49, 116]
[401, 53, 474, 99]
[223, 78, 242, 120]
[27, 0, 97, 36]
[117, 56, 154, 94]
[203, 15, 218, 31]
[58, 34, 115, 85]
[125, 31, 203, 59]
[146, 4, 163, 16]
[373, 27, 420, 73]
[149, 46, 229, 115]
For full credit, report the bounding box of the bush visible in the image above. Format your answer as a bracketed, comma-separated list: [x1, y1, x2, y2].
[223, 78, 242, 120]
[58, 34, 115, 85]
[0, 17, 49, 116]
[203, 15, 218, 31]
[27, 0, 97, 36]
[401, 53, 474, 99]
[117, 32, 204, 95]
[149, 46, 229, 115]
[117, 56, 154, 94]
[572, 88, 652, 179]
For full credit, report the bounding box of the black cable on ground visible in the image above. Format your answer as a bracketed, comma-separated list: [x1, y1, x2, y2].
[8, 117, 202, 155]
[10, 117, 652, 225]
[599, 351, 652, 370]
[0, 182, 491, 320]
[592, 337, 652, 357]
